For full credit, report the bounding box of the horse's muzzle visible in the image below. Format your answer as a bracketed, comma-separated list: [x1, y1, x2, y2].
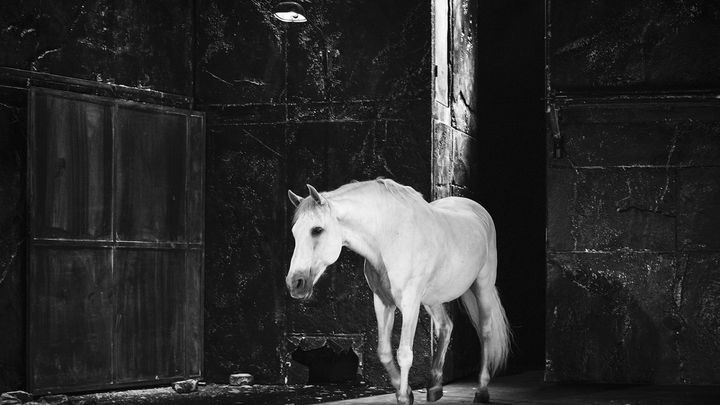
[287, 272, 313, 299]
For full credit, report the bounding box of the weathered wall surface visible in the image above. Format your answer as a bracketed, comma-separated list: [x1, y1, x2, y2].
[0, 0, 431, 390]
[550, 0, 720, 91]
[546, 0, 720, 384]
[0, 0, 193, 392]
[0, 87, 27, 393]
[197, 0, 431, 385]
[0, 0, 193, 94]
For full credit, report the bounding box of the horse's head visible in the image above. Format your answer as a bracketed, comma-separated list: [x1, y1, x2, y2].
[286, 184, 343, 299]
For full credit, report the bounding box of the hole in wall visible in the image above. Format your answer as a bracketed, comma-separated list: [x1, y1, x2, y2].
[292, 342, 360, 384]
[284, 333, 365, 385]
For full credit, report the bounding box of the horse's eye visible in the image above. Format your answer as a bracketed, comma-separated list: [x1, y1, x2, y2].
[311, 227, 324, 236]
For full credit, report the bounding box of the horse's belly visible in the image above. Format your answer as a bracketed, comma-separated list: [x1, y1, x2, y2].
[421, 256, 484, 305]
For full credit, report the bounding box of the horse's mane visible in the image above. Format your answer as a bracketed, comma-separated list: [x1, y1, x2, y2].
[293, 179, 427, 223]
[373, 178, 427, 206]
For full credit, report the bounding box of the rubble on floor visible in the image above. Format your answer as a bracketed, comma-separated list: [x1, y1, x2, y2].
[64, 382, 392, 405]
[228, 373, 253, 386]
[171, 380, 198, 394]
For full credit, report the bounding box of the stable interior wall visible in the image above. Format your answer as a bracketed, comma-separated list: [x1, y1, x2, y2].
[0, 0, 433, 390]
[546, 0, 720, 384]
[0, 0, 194, 392]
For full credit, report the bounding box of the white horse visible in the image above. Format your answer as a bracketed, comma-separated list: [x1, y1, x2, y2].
[286, 179, 510, 404]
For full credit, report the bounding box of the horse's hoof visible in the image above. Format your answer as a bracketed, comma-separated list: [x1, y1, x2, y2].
[427, 385, 443, 402]
[474, 388, 490, 403]
[395, 390, 414, 405]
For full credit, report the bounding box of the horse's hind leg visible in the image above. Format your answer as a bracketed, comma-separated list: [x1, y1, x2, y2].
[460, 286, 492, 403]
[424, 303, 453, 402]
[396, 297, 421, 405]
[373, 294, 401, 390]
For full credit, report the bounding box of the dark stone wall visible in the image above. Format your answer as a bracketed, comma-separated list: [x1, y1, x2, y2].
[0, 0, 193, 94]
[549, 0, 720, 91]
[197, 0, 431, 386]
[0, 88, 27, 393]
[1, 0, 431, 390]
[546, 0, 720, 384]
[0, 0, 194, 392]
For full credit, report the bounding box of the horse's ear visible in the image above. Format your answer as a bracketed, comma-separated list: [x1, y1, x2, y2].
[288, 190, 303, 208]
[307, 184, 326, 205]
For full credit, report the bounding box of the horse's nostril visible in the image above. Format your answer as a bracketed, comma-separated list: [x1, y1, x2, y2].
[295, 278, 304, 289]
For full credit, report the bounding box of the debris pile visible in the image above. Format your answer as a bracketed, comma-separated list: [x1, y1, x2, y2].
[171, 379, 198, 394]
[229, 373, 253, 386]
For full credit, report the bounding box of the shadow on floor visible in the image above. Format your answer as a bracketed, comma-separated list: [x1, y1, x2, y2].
[322, 370, 720, 405]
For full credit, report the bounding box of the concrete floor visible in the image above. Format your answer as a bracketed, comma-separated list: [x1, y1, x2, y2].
[323, 371, 720, 405]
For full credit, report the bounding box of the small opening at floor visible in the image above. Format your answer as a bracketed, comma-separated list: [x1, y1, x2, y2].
[291, 343, 360, 384]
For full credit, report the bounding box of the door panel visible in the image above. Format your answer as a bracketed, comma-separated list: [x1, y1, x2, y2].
[30, 94, 112, 240]
[28, 247, 112, 390]
[115, 107, 187, 243]
[186, 116, 205, 244]
[185, 249, 204, 376]
[114, 249, 186, 382]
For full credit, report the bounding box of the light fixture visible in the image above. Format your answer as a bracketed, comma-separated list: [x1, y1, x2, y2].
[274, 1, 308, 23]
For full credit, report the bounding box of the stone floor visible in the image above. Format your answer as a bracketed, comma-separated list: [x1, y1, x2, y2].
[323, 371, 720, 405]
[15, 370, 719, 405]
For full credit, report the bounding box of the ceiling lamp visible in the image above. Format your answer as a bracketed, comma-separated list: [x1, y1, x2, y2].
[274, 1, 308, 23]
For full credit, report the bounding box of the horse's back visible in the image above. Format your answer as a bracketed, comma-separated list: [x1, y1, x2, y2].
[429, 196, 494, 232]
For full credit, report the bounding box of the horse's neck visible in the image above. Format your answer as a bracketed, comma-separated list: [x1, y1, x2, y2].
[333, 192, 401, 268]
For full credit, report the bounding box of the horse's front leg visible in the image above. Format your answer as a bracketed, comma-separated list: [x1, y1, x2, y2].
[373, 294, 400, 389]
[424, 303, 453, 402]
[396, 296, 421, 405]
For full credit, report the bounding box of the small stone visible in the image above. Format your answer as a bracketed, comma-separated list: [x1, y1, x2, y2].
[172, 379, 198, 394]
[1, 395, 21, 404]
[229, 373, 254, 386]
[2, 391, 33, 404]
[38, 395, 69, 405]
[71, 400, 96, 405]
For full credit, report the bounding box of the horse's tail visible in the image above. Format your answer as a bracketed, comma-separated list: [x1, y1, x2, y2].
[485, 286, 511, 375]
[462, 284, 512, 376]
